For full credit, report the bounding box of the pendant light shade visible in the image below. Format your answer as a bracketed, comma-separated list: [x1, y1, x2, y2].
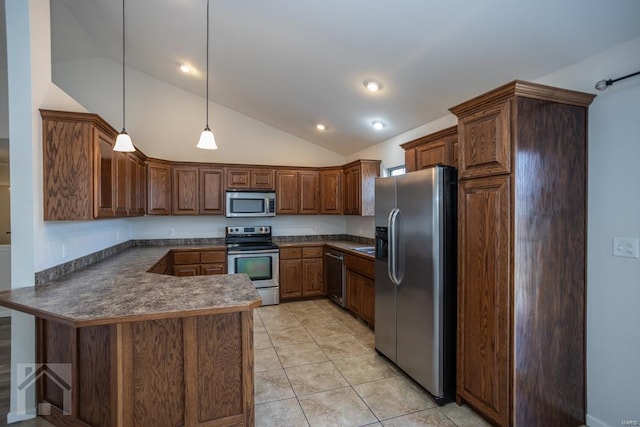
[197, 126, 217, 149]
[197, 0, 218, 150]
[114, 0, 135, 152]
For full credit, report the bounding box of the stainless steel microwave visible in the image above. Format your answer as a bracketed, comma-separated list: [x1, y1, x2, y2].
[225, 191, 276, 217]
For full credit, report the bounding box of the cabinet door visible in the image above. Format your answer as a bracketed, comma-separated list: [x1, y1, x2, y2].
[199, 168, 224, 215]
[301, 258, 323, 297]
[298, 171, 319, 214]
[457, 175, 511, 426]
[93, 130, 115, 218]
[343, 166, 360, 215]
[172, 167, 199, 215]
[319, 169, 342, 214]
[345, 269, 362, 315]
[201, 264, 226, 275]
[360, 277, 375, 326]
[415, 141, 447, 170]
[458, 100, 511, 179]
[280, 259, 302, 299]
[173, 265, 200, 276]
[226, 169, 251, 189]
[251, 170, 275, 190]
[114, 151, 129, 217]
[276, 171, 298, 214]
[147, 162, 172, 215]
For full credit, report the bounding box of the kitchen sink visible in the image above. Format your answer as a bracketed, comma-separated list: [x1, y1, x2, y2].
[352, 246, 375, 255]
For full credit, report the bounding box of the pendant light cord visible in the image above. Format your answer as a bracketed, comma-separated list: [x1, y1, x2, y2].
[205, 0, 210, 129]
[122, 0, 126, 130]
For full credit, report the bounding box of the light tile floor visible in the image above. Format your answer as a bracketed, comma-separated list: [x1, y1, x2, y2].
[254, 299, 491, 427]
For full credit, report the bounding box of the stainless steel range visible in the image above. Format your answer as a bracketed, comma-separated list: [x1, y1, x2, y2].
[226, 226, 280, 306]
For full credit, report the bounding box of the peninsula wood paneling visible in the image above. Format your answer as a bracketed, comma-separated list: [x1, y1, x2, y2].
[131, 319, 184, 427]
[197, 313, 243, 423]
[39, 320, 75, 413]
[77, 326, 112, 426]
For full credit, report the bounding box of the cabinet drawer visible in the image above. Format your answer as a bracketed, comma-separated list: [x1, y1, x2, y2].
[200, 250, 226, 264]
[201, 263, 226, 275]
[345, 253, 375, 278]
[280, 247, 302, 260]
[173, 251, 201, 265]
[302, 247, 323, 258]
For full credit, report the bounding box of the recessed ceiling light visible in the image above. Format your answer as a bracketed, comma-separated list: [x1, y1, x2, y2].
[364, 79, 383, 92]
[179, 64, 193, 73]
[316, 124, 327, 131]
[371, 120, 387, 130]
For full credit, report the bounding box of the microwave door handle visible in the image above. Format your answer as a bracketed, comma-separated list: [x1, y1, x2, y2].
[265, 197, 269, 214]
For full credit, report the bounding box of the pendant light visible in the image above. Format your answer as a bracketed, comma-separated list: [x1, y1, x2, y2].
[114, 0, 135, 152]
[197, 0, 218, 150]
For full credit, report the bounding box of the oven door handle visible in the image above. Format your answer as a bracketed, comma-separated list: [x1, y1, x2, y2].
[227, 249, 280, 255]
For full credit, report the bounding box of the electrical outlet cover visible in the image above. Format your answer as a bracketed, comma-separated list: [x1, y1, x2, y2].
[613, 237, 639, 258]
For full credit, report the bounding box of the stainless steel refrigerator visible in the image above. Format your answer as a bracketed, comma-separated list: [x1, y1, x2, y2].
[374, 165, 457, 404]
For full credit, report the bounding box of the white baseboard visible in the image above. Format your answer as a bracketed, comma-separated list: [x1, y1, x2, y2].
[587, 414, 613, 427]
[7, 410, 36, 424]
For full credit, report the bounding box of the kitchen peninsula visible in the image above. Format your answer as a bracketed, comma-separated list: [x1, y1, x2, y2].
[0, 246, 261, 427]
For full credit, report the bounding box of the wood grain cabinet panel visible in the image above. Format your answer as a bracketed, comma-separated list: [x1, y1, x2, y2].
[320, 169, 342, 214]
[342, 160, 380, 216]
[457, 100, 511, 179]
[450, 80, 595, 427]
[251, 170, 275, 190]
[226, 168, 275, 190]
[276, 171, 298, 214]
[279, 259, 302, 299]
[301, 258, 323, 297]
[344, 253, 375, 328]
[41, 110, 146, 220]
[401, 125, 458, 172]
[298, 171, 320, 214]
[173, 167, 199, 215]
[147, 161, 172, 215]
[457, 175, 511, 426]
[199, 168, 224, 215]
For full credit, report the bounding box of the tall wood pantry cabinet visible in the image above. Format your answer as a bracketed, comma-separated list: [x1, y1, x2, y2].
[449, 81, 595, 427]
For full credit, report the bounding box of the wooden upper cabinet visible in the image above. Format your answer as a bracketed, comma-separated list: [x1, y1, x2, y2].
[320, 169, 342, 214]
[199, 168, 224, 215]
[147, 161, 172, 215]
[276, 171, 298, 214]
[298, 171, 319, 214]
[456, 100, 511, 179]
[401, 125, 458, 172]
[172, 167, 199, 215]
[226, 168, 275, 190]
[41, 110, 144, 220]
[342, 160, 380, 216]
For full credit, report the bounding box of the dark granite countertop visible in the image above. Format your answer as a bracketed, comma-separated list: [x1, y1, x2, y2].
[0, 246, 261, 328]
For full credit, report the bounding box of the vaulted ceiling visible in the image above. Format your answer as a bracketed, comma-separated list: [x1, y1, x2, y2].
[19, 1, 640, 155]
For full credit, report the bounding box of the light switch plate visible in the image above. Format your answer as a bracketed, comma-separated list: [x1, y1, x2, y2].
[613, 237, 639, 258]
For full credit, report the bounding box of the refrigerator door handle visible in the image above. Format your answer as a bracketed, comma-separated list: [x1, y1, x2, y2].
[388, 208, 400, 286]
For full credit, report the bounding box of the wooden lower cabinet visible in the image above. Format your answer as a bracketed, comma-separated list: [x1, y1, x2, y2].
[167, 249, 227, 277]
[37, 311, 255, 427]
[279, 246, 324, 301]
[344, 253, 374, 327]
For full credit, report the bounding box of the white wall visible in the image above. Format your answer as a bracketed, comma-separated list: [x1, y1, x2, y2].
[52, 57, 346, 167]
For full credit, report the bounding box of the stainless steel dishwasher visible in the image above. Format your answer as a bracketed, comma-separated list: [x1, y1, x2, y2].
[324, 248, 345, 307]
